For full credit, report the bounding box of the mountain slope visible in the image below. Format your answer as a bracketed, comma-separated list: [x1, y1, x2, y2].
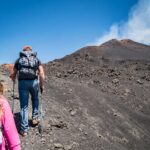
[1, 39, 150, 150]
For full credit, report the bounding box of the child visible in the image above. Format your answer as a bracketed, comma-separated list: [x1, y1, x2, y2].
[0, 82, 21, 150]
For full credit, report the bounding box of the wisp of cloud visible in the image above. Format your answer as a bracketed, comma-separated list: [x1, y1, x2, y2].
[94, 0, 150, 45]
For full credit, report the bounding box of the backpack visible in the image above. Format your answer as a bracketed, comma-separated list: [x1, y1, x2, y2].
[18, 51, 39, 80]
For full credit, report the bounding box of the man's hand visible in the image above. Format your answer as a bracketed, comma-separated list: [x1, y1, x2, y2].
[10, 73, 16, 81]
[40, 85, 44, 94]
[10, 68, 17, 81]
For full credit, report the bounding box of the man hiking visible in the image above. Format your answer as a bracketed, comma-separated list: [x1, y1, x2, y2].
[10, 46, 45, 137]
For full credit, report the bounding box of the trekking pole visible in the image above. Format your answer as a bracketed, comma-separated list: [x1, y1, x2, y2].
[38, 86, 45, 134]
[12, 80, 15, 114]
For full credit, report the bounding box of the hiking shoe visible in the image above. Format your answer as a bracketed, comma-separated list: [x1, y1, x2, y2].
[32, 118, 39, 126]
[19, 131, 28, 137]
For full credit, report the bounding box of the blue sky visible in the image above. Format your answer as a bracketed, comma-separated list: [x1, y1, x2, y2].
[0, 0, 138, 64]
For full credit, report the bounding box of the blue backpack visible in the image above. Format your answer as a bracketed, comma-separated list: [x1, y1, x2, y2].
[18, 51, 39, 80]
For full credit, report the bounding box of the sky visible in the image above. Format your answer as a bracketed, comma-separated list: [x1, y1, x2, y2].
[0, 0, 144, 64]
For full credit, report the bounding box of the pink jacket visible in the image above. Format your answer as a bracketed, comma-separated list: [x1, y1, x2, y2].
[0, 96, 21, 150]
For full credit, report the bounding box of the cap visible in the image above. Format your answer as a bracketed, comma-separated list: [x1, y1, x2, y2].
[23, 45, 32, 51]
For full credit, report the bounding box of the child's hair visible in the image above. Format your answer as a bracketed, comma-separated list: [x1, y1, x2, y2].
[0, 82, 4, 119]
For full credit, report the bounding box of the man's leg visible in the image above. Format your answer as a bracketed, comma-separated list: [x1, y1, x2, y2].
[19, 80, 29, 132]
[30, 79, 39, 121]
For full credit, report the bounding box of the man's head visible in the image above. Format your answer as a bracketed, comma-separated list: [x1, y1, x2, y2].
[23, 45, 32, 51]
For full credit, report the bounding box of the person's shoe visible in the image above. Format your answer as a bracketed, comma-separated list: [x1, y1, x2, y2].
[32, 118, 39, 126]
[19, 131, 28, 137]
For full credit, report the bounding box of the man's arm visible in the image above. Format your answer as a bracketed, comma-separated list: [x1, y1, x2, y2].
[38, 65, 45, 93]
